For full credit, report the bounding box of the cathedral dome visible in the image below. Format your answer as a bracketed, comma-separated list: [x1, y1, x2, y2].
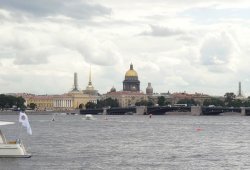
[146, 82, 153, 95]
[123, 63, 140, 92]
[125, 70, 138, 77]
[110, 86, 116, 92]
[125, 63, 138, 78]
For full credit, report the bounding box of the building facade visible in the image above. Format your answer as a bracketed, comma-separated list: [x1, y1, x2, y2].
[25, 94, 54, 111]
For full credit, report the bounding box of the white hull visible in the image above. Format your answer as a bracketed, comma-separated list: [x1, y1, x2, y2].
[0, 121, 31, 158]
[0, 143, 31, 158]
[85, 114, 94, 120]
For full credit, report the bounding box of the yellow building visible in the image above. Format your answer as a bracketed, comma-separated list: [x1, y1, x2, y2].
[53, 91, 94, 110]
[25, 95, 54, 111]
[105, 90, 147, 107]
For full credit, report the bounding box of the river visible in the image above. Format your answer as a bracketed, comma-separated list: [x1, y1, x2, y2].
[0, 114, 250, 170]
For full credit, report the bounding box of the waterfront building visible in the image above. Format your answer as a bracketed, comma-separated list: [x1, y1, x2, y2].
[53, 94, 73, 110]
[104, 90, 147, 108]
[171, 92, 211, 105]
[25, 94, 54, 111]
[52, 92, 93, 110]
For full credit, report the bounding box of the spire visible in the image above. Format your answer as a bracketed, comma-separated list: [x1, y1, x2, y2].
[88, 65, 92, 86]
[130, 63, 133, 70]
[84, 65, 97, 95]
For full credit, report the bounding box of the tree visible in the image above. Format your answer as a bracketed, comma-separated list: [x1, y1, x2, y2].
[29, 103, 37, 110]
[243, 100, 250, 107]
[230, 99, 243, 107]
[0, 94, 25, 110]
[177, 98, 196, 106]
[203, 98, 224, 107]
[147, 100, 154, 107]
[16, 96, 26, 110]
[157, 96, 165, 106]
[85, 102, 97, 109]
[96, 98, 119, 108]
[135, 100, 148, 106]
[104, 98, 119, 108]
[224, 92, 236, 106]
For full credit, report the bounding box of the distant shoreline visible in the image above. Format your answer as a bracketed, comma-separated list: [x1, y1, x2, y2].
[0, 111, 241, 116]
[0, 111, 61, 115]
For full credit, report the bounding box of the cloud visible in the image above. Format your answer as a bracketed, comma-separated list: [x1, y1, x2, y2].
[200, 32, 238, 68]
[181, 6, 250, 23]
[0, 0, 111, 19]
[13, 48, 49, 65]
[140, 25, 184, 37]
[0, 14, 122, 66]
[75, 39, 122, 66]
[1, 0, 250, 96]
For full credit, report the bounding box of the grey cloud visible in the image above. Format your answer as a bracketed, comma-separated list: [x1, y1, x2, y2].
[200, 32, 234, 65]
[140, 25, 184, 37]
[75, 41, 121, 66]
[0, 0, 111, 19]
[13, 49, 49, 65]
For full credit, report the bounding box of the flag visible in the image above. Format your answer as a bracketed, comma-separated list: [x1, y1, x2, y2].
[19, 112, 32, 135]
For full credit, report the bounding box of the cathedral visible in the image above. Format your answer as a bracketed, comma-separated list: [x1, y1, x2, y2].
[123, 63, 140, 91]
[105, 63, 148, 107]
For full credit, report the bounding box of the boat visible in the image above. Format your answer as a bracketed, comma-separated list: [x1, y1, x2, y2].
[0, 121, 31, 158]
[85, 114, 94, 120]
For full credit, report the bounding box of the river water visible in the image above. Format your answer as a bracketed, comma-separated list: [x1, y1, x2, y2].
[0, 114, 250, 170]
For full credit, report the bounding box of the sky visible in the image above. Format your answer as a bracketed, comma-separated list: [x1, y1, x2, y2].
[0, 0, 250, 96]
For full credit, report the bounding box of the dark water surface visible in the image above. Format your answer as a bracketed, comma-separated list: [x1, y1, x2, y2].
[1, 114, 250, 170]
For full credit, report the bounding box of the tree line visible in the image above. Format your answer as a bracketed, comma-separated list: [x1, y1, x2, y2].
[0, 94, 25, 110]
[85, 98, 119, 109]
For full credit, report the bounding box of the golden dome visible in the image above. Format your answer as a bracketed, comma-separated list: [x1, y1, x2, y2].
[125, 70, 138, 77]
[125, 63, 138, 77]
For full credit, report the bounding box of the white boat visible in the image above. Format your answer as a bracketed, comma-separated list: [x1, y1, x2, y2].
[85, 114, 94, 120]
[0, 121, 31, 158]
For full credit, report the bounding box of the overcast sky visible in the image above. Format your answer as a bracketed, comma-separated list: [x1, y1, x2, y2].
[0, 0, 250, 96]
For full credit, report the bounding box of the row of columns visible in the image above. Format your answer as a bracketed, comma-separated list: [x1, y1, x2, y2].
[54, 100, 73, 108]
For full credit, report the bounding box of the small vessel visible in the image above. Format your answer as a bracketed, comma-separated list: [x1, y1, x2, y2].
[85, 114, 94, 120]
[0, 121, 31, 158]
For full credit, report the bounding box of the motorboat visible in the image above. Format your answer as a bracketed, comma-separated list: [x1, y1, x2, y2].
[0, 121, 31, 158]
[85, 114, 94, 120]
